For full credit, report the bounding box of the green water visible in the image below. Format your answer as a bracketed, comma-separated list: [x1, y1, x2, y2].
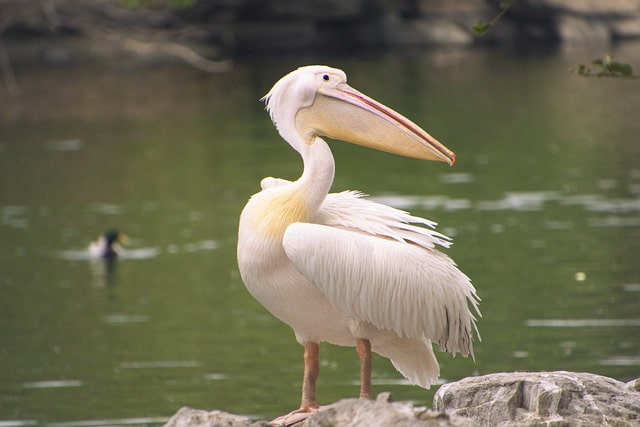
[1, 44, 639, 425]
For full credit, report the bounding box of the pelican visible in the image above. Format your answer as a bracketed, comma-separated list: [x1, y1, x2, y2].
[237, 65, 480, 424]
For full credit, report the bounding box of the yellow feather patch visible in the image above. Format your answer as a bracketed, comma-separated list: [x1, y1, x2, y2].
[250, 188, 309, 238]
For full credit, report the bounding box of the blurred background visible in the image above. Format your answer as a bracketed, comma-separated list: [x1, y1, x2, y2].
[1, 0, 639, 426]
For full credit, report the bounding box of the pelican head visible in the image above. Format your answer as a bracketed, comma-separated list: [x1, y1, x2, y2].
[262, 65, 456, 165]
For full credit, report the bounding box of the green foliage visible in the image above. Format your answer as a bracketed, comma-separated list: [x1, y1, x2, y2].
[573, 55, 638, 79]
[473, 0, 516, 35]
[472, 21, 491, 35]
[118, 0, 195, 8]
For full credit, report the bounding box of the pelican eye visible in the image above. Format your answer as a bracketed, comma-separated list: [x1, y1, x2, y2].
[322, 74, 329, 81]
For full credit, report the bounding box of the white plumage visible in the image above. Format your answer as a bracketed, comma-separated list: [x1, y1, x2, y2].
[237, 65, 480, 424]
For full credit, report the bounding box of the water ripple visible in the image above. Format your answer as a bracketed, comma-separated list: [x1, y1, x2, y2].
[349, 377, 446, 386]
[599, 356, 640, 366]
[372, 191, 640, 220]
[55, 247, 161, 261]
[103, 314, 150, 324]
[477, 191, 561, 212]
[526, 319, 640, 327]
[1, 205, 28, 229]
[371, 195, 471, 212]
[439, 172, 473, 184]
[587, 216, 640, 228]
[45, 139, 83, 152]
[0, 421, 37, 427]
[119, 360, 201, 369]
[23, 380, 82, 389]
[86, 203, 123, 215]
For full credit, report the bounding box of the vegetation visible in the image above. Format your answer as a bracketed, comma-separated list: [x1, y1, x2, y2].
[573, 56, 638, 79]
[473, 1, 637, 80]
[472, 0, 516, 35]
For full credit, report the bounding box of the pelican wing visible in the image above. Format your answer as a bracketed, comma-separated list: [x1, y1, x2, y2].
[283, 221, 480, 357]
[316, 191, 451, 250]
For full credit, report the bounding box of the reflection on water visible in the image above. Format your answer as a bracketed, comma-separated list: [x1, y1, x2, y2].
[377, 189, 640, 216]
[45, 139, 84, 153]
[1, 44, 639, 425]
[0, 422, 38, 427]
[119, 361, 202, 369]
[526, 319, 640, 327]
[1, 205, 28, 229]
[103, 314, 150, 324]
[22, 381, 83, 390]
[600, 356, 640, 366]
[56, 241, 216, 261]
[623, 284, 640, 292]
[56, 247, 160, 261]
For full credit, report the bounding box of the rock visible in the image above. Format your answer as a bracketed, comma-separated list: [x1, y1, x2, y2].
[433, 371, 640, 427]
[304, 392, 477, 426]
[628, 378, 640, 393]
[165, 372, 640, 426]
[164, 394, 478, 427]
[611, 18, 640, 40]
[2, 0, 640, 51]
[231, 20, 320, 51]
[555, 15, 611, 45]
[519, 0, 640, 19]
[388, 19, 474, 47]
[164, 407, 271, 427]
[264, 0, 364, 22]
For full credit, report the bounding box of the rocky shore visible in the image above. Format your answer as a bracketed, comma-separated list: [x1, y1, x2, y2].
[165, 371, 640, 426]
[2, 0, 640, 56]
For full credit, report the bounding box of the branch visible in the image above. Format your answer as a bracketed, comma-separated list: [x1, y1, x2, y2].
[0, 40, 20, 95]
[122, 38, 232, 73]
[473, 0, 517, 35]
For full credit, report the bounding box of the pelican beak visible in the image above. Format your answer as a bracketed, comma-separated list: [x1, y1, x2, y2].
[295, 83, 456, 165]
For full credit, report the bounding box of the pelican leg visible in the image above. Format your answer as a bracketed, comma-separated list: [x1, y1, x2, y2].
[271, 342, 321, 426]
[356, 338, 372, 399]
[300, 341, 320, 410]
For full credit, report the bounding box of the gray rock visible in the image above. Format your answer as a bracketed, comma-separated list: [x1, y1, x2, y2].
[264, 0, 364, 21]
[3, 0, 640, 50]
[555, 15, 611, 45]
[611, 18, 640, 40]
[164, 407, 271, 427]
[519, 0, 640, 19]
[304, 392, 477, 426]
[164, 394, 478, 427]
[164, 372, 640, 426]
[627, 378, 640, 393]
[433, 371, 640, 427]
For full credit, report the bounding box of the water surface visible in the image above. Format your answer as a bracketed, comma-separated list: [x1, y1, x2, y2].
[1, 43, 639, 425]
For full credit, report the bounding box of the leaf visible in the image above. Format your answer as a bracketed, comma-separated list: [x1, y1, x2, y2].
[576, 65, 590, 76]
[472, 0, 516, 35]
[575, 56, 637, 79]
[610, 62, 633, 77]
[473, 21, 491, 35]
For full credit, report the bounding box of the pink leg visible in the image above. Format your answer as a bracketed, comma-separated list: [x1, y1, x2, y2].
[271, 342, 321, 426]
[300, 341, 320, 410]
[356, 338, 372, 399]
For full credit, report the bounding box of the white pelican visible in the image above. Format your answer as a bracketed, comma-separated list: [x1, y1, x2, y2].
[237, 65, 480, 424]
[88, 229, 129, 258]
